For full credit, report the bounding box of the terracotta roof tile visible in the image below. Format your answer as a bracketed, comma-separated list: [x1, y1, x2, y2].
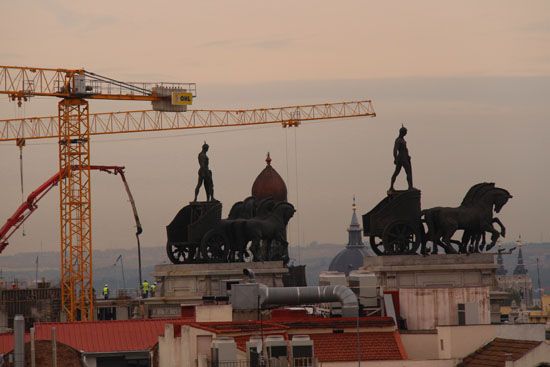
[458, 338, 542, 367]
[277, 316, 395, 330]
[0, 318, 178, 354]
[0, 332, 29, 354]
[232, 331, 406, 362]
[309, 331, 406, 361]
[0, 316, 397, 358]
[184, 320, 289, 334]
[184, 317, 394, 335]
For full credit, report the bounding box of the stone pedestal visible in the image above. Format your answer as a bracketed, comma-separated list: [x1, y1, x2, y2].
[360, 254, 497, 330]
[154, 261, 287, 300]
[362, 253, 497, 289]
[144, 261, 288, 318]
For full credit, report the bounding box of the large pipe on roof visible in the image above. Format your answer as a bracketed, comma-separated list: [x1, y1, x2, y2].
[259, 285, 359, 318]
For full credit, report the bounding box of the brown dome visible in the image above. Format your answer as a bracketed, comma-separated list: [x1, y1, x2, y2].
[251, 153, 288, 202]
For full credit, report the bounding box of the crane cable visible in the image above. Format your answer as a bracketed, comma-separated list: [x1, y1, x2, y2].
[284, 126, 290, 246]
[15, 104, 26, 236]
[283, 122, 302, 263]
[293, 126, 302, 263]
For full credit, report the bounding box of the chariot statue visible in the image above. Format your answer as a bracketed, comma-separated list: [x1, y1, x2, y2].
[363, 125, 512, 256]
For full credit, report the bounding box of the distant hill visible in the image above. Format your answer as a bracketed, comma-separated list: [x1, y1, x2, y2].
[0, 242, 547, 293]
[0, 246, 169, 292]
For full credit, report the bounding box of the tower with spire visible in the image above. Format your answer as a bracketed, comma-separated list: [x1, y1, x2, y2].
[513, 235, 528, 276]
[328, 197, 372, 275]
[495, 235, 534, 308]
[347, 196, 363, 247]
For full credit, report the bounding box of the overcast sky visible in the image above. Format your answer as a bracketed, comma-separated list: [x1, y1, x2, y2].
[0, 1, 549, 256]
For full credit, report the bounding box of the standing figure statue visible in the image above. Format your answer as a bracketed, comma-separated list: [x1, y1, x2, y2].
[390, 124, 414, 191]
[194, 142, 215, 202]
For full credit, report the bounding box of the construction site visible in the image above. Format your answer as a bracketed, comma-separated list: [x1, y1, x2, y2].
[0, 3, 549, 367]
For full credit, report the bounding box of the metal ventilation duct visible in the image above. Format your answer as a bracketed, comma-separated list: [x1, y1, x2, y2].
[259, 285, 359, 318]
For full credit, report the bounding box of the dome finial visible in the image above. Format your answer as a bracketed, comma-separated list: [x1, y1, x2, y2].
[266, 152, 272, 165]
[352, 195, 356, 211]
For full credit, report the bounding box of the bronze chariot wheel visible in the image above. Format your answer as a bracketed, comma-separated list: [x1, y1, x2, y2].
[382, 220, 421, 255]
[166, 242, 197, 264]
[200, 229, 229, 262]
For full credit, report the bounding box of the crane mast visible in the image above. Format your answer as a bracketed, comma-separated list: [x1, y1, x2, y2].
[58, 98, 93, 321]
[0, 65, 375, 322]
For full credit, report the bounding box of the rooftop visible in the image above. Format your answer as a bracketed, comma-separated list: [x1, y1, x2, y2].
[0, 318, 178, 354]
[232, 331, 407, 362]
[183, 316, 403, 362]
[181, 316, 395, 335]
[309, 331, 407, 361]
[0, 315, 400, 363]
[458, 338, 542, 367]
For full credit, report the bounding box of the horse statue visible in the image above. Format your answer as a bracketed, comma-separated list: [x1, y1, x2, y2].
[422, 183, 512, 254]
[230, 201, 295, 263]
[200, 198, 294, 263]
[248, 197, 277, 260]
[227, 196, 256, 220]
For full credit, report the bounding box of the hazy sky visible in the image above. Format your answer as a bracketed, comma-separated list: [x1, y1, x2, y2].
[0, 1, 549, 257]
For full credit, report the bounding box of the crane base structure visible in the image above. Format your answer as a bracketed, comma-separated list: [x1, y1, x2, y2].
[58, 98, 93, 321]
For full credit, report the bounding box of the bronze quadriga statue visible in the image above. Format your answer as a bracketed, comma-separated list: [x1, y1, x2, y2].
[166, 196, 295, 264]
[363, 183, 511, 256]
[362, 126, 512, 256]
[165, 143, 296, 265]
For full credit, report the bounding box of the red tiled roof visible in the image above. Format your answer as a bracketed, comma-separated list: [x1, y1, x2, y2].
[0, 332, 29, 354]
[0, 318, 178, 354]
[232, 331, 407, 362]
[458, 338, 542, 367]
[0, 316, 396, 358]
[36, 319, 175, 353]
[310, 331, 407, 362]
[185, 317, 394, 335]
[184, 320, 289, 334]
[277, 316, 395, 330]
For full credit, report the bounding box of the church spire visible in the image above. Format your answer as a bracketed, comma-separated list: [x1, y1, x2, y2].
[347, 196, 363, 247]
[513, 235, 528, 275]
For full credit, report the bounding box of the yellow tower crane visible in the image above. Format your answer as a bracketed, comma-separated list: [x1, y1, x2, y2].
[0, 65, 376, 322]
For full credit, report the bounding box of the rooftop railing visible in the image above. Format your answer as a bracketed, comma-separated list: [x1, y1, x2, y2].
[206, 357, 316, 367]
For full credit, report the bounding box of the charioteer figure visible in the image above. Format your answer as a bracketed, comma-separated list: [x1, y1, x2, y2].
[389, 124, 414, 192]
[194, 142, 215, 202]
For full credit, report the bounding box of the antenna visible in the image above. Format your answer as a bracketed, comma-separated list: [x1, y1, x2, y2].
[536, 258, 543, 307]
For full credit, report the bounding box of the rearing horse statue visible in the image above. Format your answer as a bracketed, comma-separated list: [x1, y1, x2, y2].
[423, 183, 512, 254]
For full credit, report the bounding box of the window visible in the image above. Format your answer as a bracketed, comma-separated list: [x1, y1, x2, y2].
[457, 303, 465, 325]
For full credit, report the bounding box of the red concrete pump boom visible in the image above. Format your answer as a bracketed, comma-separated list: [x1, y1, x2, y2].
[0, 165, 142, 253]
